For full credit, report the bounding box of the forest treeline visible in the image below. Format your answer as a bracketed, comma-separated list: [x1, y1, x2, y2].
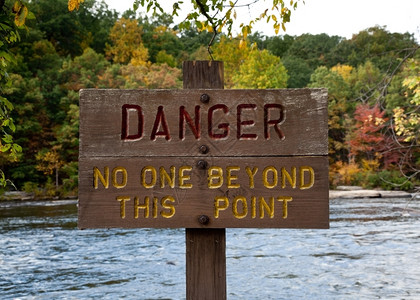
[1, 0, 419, 197]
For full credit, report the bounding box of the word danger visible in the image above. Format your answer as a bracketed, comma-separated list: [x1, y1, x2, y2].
[121, 103, 285, 141]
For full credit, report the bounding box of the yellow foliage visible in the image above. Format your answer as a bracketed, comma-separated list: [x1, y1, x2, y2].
[12, 1, 28, 27]
[393, 107, 419, 142]
[68, 0, 84, 12]
[36, 149, 64, 175]
[361, 159, 380, 172]
[330, 161, 361, 187]
[331, 64, 353, 82]
[106, 18, 149, 65]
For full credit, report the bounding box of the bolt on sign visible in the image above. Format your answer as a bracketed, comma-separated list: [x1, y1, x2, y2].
[78, 89, 329, 229]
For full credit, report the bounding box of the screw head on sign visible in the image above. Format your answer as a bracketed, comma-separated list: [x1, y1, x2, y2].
[198, 215, 210, 225]
[197, 160, 208, 170]
[199, 145, 209, 154]
[200, 94, 210, 103]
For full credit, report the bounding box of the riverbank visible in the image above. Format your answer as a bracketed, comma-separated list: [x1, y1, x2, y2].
[329, 186, 415, 199]
[0, 191, 78, 201]
[1, 187, 417, 201]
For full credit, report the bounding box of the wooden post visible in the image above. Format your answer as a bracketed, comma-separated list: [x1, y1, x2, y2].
[183, 61, 226, 300]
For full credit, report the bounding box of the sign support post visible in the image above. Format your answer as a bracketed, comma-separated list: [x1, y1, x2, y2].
[183, 61, 227, 300]
[78, 60, 329, 299]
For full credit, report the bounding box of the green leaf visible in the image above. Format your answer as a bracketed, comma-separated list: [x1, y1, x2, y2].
[1, 144, 11, 153]
[12, 143, 22, 153]
[8, 118, 16, 132]
[2, 134, 13, 144]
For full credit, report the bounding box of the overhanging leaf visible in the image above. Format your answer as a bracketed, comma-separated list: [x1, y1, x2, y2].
[14, 4, 28, 27]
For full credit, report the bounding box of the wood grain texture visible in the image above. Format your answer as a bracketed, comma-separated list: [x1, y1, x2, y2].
[186, 228, 226, 300]
[183, 60, 224, 89]
[184, 61, 226, 300]
[78, 156, 329, 229]
[79, 88, 328, 157]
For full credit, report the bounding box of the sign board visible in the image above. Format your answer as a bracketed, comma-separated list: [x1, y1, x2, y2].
[78, 89, 329, 229]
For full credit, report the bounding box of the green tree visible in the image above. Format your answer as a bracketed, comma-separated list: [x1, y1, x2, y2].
[341, 26, 417, 72]
[131, 0, 303, 40]
[308, 66, 352, 163]
[285, 34, 343, 70]
[282, 56, 312, 88]
[264, 34, 295, 57]
[0, 0, 28, 186]
[233, 49, 288, 89]
[138, 13, 184, 65]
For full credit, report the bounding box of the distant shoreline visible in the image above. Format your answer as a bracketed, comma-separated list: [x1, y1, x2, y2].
[329, 186, 416, 199]
[1, 187, 417, 201]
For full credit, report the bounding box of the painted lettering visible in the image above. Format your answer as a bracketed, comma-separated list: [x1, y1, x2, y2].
[237, 104, 257, 140]
[278, 196, 293, 219]
[94, 166, 127, 189]
[129, 195, 176, 219]
[179, 105, 200, 140]
[160, 166, 175, 188]
[117, 196, 130, 219]
[208, 166, 223, 189]
[120, 102, 288, 141]
[141, 166, 157, 188]
[121, 104, 143, 140]
[134, 196, 150, 218]
[178, 166, 193, 188]
[262, 166, 278, 189]
[281, 167, 296, 189]
[208, 104, 229, 139]
[264, 103, 285, 140]
[151, 106, 171, 140]
[112, 167, 127, 189]
[214, 195, 293, 219]
[299, 166, 315, 190]
[232, 196, 247, 219]
[94, 166, 109, 189]
[214, 196, 229, 218]
[160, 196, 176, 218]
[226, 166, 240, 188]
[245, 167, 258, 189]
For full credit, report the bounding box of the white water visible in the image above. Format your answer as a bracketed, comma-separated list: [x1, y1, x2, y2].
[1, 197, 419, 299]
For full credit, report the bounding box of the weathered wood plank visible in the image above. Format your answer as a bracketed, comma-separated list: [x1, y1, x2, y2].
[78, 156, 329, 229]
[184, 60, 226, 300]
[186, 228, 226, 300]
[183, 60, 224, 89]
[79, 88, 328, 157]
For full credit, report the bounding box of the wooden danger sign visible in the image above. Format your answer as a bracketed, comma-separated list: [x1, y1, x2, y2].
[78, 89, 329, 229]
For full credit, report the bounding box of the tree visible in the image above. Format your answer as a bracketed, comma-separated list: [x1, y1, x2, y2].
[308, 66, 352, 163]
[35, 146, 64, 189]
[348, 104, 389, 162]
[130, 0, 303, 39]
[285, 34, 343, 70]
[0, 0, 33, 186]
[105, 17, 149, 65]
[341, 26, 417, 72]
[264, 34, 295, 57]
[282, 56, 312, 88]
[233, 49, 288, 89]
[212, 36, 251, 88]
[138, 13, 184, 65]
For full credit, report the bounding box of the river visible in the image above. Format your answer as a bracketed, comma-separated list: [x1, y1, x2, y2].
[1, 197, 419, 299]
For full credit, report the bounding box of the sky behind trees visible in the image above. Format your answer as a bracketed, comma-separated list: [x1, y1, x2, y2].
[105, 0, 420, 40]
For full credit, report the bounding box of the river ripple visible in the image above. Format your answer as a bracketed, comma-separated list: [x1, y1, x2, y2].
[0, 197, 419, 299]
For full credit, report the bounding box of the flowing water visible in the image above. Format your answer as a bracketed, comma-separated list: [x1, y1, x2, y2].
[1, 197, 419, 299]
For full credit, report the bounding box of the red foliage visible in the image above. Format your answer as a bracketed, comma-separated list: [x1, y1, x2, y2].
[348, 103, 412, 169]
[349, 104, 388, 158]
